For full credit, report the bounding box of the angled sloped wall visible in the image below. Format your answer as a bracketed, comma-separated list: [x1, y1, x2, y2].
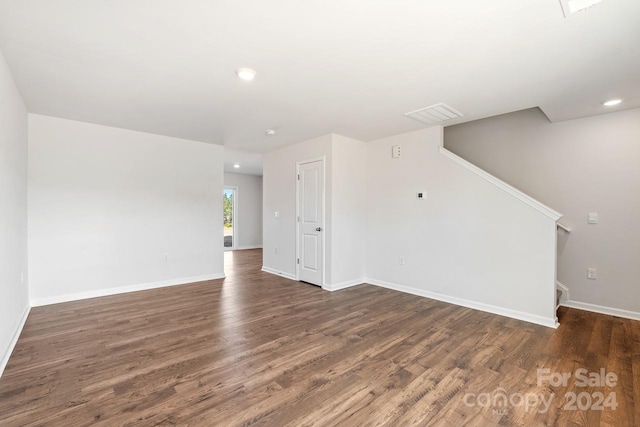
[445, 107, 640, 319]
[365, 126, 561, 327]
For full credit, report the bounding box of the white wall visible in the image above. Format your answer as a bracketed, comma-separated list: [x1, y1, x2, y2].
[28, 115, 225, 304]
[0, 49, 29, 375]
[330, 135, 367, 288]
[445, 107, 640, 315]
[262, 128, 559, 325]
[262, 134, 368, 287]
[224, 173, 263, 249]
[263, 135, 333, 280]
[365, 127, 559, 327]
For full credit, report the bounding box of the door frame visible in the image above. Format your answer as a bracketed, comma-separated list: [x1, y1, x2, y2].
[295, 156, 326, 287]
[223, 186, 238, 251]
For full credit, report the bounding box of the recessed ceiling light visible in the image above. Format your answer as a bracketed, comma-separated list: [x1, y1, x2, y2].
[233, 164, 240, 168]
[235, 68, 256, 81]
[265, 129, 276, 136]
[603, 99, 622, 107]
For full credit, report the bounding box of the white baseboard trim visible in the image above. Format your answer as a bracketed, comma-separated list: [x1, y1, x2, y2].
[556, 281, 570, 305]
[561, 300, 640, 322]
[235, 245, 263, 250]
[365, 277, 558, 329]
[1, 305, 31, 378]
[30, 273, 226, 307]
[261, 266, 297, 281]
[323, 278, 365, 292]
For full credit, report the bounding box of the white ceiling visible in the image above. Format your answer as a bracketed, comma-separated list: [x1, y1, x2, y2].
[0, 0, 638, 162]
[223, 147, 263, 176]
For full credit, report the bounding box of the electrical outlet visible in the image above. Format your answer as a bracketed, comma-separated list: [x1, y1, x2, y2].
[274, 247, 278, 255]
[399, 257, 405, 266]
[587, 268, 597, 280]
[392, 145, 401, 158]
[164, 254, 169, 261]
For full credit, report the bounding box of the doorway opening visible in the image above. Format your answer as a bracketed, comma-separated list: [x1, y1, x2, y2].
[223, 187, 237, 249]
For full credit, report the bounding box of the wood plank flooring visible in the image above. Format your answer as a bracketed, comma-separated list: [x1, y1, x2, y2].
[0, 249, 638, 426]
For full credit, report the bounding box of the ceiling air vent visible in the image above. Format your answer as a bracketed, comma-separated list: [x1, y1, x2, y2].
[559, 0, 603, 17]
[404, 103, 463, 125]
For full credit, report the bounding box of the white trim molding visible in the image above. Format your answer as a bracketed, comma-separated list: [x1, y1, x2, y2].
[323, 278, 365, 292]
[30, 273, 226, 307]
[261, 266, 297, 281]
[235, 245, 263, 250]
[555, 282, 640, 321]
[556, 281, 570, 306]
[1, 305, 31, 378]
[439, 147, 562, 221]
[561, 300, 640, 322]
[365, 277, 559, 328]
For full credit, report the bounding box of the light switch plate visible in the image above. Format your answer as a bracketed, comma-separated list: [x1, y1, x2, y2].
[588, 212, 598, 224]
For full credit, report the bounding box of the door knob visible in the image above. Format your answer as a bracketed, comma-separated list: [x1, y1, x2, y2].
[315, 227, 322, 231]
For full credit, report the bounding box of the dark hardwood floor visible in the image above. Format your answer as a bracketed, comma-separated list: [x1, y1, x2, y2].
[0, 249, 638, 426]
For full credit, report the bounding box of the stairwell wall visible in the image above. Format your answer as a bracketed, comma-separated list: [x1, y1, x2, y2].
[445, 107, 640, 316]
[365, 126, 559, 327]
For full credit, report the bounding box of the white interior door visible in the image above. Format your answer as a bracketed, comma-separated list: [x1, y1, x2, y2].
[298, 160, 324, 286]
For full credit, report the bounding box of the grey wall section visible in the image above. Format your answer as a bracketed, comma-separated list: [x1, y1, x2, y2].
[0, 48, 29, 374]
[224, 173, 263, 248]
[445, 107, 640, 314]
